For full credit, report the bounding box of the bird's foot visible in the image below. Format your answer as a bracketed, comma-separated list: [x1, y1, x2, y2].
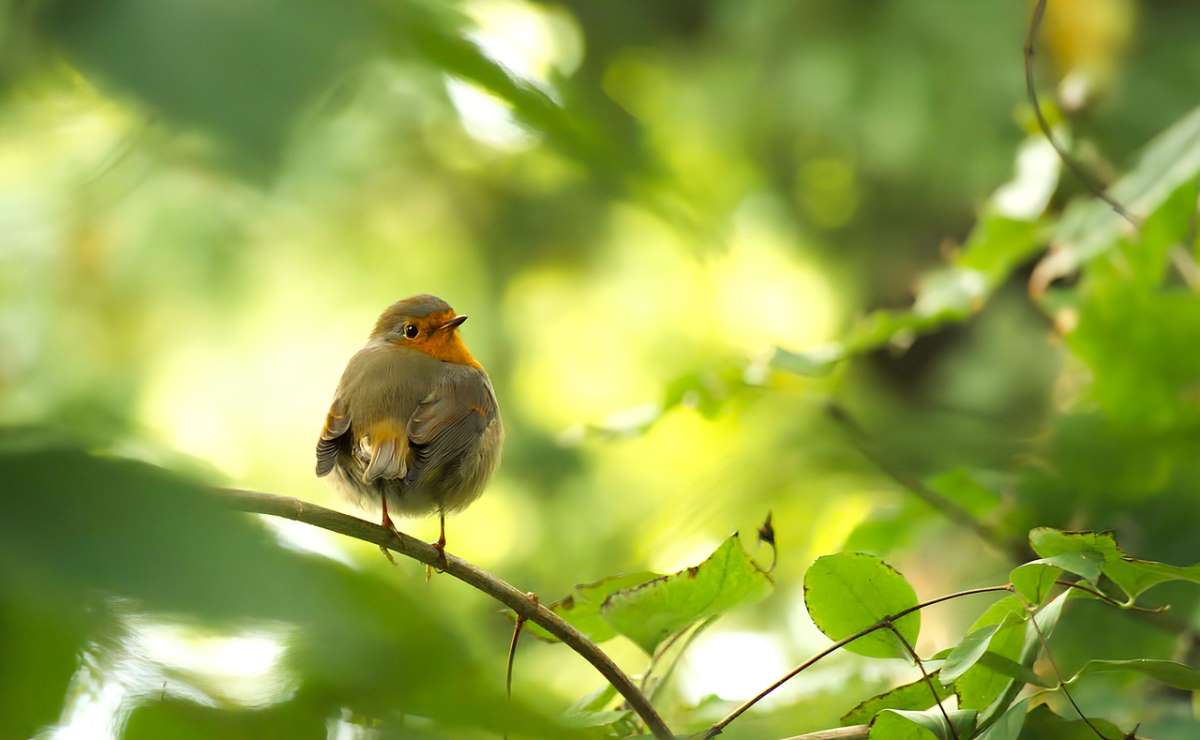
[379, 512, 401, 566]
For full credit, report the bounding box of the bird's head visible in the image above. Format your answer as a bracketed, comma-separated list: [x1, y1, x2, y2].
[371, 294, 480, 367]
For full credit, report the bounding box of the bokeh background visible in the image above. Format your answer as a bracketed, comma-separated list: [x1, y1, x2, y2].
[4, 0, 1200, 737]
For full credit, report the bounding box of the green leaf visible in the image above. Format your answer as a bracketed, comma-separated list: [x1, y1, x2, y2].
[601, 534, 772, 655]
[974, 653, 1053, 689]
[527, 572, 658, 643]
[955, 596, 1028, 711]
[1030, 527, 1200, 602]
[973, 591, 1068, 724]
[1010, 551, 1101, 604]
[974, 698, 1028, 740]
[804, 552, 920, 660]
[841, 673, 956, 726]
[1018, 704, 1125, 740]
[1067, 659, 1200, 690]
[940, 614, 1020, 684]
[1010, 561, 1062, 605]
[869, 708, 976, 740]
[1103, 558, 1200, 602]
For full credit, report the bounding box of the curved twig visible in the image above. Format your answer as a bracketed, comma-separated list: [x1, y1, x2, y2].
[705, 584, 1013, 737]
[220, 489, 673, 740]
[1029, 609, 1110, 739]
[1024, 0, 1139, 228]
[886, 623, 957, 740]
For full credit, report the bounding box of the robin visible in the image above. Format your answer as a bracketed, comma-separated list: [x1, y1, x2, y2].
[315, 294, 503, 565]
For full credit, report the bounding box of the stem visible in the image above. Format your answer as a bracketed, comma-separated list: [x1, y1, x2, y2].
[1055, 580, 1169, 614]
[221, 489, 673, 740]
[705, 584, 1012, 737]
[886, 623, 957, 740]
[1029, 609, 1111, 740]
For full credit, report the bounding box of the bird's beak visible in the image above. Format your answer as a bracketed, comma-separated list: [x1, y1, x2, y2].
[440, 314, 468, 331]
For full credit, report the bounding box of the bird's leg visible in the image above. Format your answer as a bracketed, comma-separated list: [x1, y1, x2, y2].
[378, 493, 399, 565]
[426, 510, 448, 578]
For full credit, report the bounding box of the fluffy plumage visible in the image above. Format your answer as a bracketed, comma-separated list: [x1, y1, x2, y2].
[316, 296, 503, 535]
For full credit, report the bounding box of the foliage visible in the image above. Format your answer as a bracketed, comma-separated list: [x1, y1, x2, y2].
[4, 0, 1200, 738]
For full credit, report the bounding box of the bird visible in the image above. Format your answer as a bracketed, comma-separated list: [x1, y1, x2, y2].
[315, 294, 503, 566]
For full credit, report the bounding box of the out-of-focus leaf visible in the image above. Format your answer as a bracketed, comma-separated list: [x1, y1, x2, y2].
[940, 614, 1021, 684]
[923, 468, 1001, 520]
[868, 707, 976, 740]
[1036, 104, 1200, 289]
[772, 134, 1053, 376]
[0, 444, 567, 738]
[974, 697, 1028, 740]
[601, 533, 772, 655]
[841, 673, 956, 726]
[122, 697, 326, 740]
[804, 552, 920, 660]
[41, 0, 371, 172]
[842, 504, 928, 556]
[1017, 704, 1125, 740]
[1067, 282, 1200, 430]
[1067, 659, 1200, 690]
[526, 571, 658, 643]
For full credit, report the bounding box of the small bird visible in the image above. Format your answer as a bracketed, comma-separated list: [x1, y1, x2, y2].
[315, 295, 503, 565]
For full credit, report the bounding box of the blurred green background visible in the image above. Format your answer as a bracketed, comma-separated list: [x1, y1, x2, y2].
[3, 0, 1200, 737]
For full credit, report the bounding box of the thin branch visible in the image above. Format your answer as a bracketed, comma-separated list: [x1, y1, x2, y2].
[506, 614, 526, 700]
[1029, 609, 1111, 740]
[1024, 0, 1139, 228]
[1054, 580, 1169, 614]
[826, 403, 1021, 560]
[648, 616, 717, 703]
[886, 623, 958, 740]
[220, 489, 674, 740]
[705, 584, 1012, 737]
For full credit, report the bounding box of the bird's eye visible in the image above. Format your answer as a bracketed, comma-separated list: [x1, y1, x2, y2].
[403, 324, 419, 339]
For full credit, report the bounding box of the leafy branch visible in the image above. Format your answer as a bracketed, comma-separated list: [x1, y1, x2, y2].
[219, 489, 675, 739]
[705, 584, 1012, 737]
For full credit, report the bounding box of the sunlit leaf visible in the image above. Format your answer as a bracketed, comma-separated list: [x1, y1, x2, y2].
[601, 534, 772, 655]
[841, 673, 956, 726]
[527, 571, 658, 643]
[804, 552, 920, 660]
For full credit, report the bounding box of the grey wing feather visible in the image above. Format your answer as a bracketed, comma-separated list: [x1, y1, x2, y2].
[405, 372, 496, 485]
[315, 398, 351, 476]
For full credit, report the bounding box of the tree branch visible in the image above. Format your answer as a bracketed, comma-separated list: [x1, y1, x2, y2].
[220, 489, 674, 740]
